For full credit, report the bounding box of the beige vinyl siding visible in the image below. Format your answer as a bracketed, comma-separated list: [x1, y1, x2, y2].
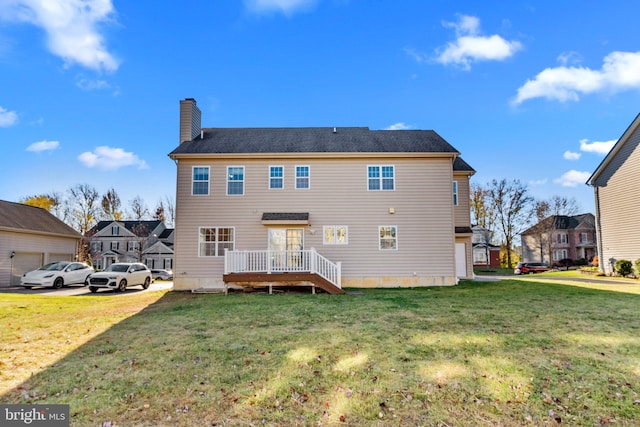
[453, 173, 471, 228]
[594, 127, 640, 273]
[0, 229, 78, 287]
[174, 156, 457, 288]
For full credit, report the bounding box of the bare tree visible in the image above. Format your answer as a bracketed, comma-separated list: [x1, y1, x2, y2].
[129, 196, 149, 221]
[154, 201, 166, 223]
[67, 184, 100, 235]
[67, 184, 100, 262]
[163, 195, 176, 228]
[101, 187, 123, 220]
[487, 179, 534, 269]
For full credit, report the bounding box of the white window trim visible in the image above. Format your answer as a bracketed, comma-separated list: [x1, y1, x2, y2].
[295, 165, 310, 189]
[269, 165, 284, 190]
[198, 226, 236, 257]
[227, 166, 245, 196]
[367, 165, 396, 191]
[192, 165, 210, 196]
[378, 225, 398, 251]
[323, 226, 349, 245]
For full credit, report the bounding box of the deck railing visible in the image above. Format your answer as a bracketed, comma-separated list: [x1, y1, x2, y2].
[224, 249, 341, 288]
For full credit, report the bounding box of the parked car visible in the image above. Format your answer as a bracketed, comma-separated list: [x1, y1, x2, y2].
[151, 269, 173, 281]
[86, 262, 152, 293]
[19, 261, 94, 289]
[514, 262, 551, 275]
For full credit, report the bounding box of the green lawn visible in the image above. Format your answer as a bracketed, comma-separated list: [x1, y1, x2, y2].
[2, 280, 640, 426]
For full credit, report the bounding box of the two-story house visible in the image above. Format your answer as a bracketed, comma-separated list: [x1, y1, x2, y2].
[168, 98, 475, 292]
[472, 225, 501, 269]
[520, 213, 596, 265]
[87, 220, 173, 271]
[587, 113, 640, 275]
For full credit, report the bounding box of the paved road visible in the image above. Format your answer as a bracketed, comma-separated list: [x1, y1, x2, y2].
[0, 280, 173, 296]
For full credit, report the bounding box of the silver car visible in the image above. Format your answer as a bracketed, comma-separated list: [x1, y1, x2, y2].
[86, 262, 152, 293]
[20, 261, 95, 289]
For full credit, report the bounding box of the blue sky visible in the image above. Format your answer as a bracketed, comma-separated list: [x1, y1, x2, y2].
[1, 0, 639, 216]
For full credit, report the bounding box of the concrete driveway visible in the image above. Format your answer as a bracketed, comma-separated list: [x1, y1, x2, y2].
[0, 280, 173, 296]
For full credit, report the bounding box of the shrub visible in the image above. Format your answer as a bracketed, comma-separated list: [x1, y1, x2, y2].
[615, 259, 633, 277]
[591, 256, 599, 267]
[635, 259, 640, 277]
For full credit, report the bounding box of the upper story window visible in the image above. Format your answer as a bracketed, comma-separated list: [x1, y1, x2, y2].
[227, 166, 245, 195]
[192, 166, 210, 195]
[199, 227, 235, 257]
[270, 166, 284, 189]
[453, 181, 459, 206]
[111, 226, 119, 235]
[368, 165, 395, 191]
[296, 165, 310, 189]
[110, 241, 119, 251]
[127, 241, 140, 251]
[379, 225, 398, 250]
[323, 226, 348, 245]
[557, 233, 568, 244]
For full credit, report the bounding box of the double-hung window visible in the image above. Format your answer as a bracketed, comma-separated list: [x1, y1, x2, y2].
[368, 165, 395, 191]
[192, 166, 210, 195]
[296, 165, 310, 189]
[270, 166, 284, 189]
[227, 166, 245, 195]
[199, 227, 235, 257]
[379, 226, 398, 250]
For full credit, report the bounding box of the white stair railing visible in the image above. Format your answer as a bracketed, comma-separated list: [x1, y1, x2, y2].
[225, 249, 341, 288]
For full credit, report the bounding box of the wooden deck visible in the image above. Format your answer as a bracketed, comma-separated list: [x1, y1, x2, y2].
[222, 272, 346, 294]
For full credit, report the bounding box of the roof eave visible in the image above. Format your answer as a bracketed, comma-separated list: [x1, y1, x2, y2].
[587, 112, 640, 186]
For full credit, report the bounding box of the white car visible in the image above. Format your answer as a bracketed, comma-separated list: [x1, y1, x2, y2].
[20, 261, 95, 289]
[86, 262, 152, 293]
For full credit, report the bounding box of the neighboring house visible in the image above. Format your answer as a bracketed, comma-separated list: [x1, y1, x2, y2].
[168, 98, 475, 292]
[587, 113, 640, 275]
[520, 213, 597, 265]
[472, 225, 501, 268]
[87, 220, 173, 271]
[0, 200, 82, 287]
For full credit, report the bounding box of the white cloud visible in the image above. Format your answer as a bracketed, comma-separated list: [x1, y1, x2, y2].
[386, 122, 412, 130]
[27, 140, 59, 152]
[78, 146, 148, 170]
[0, 106, 18, 127]
[554, 170, 591, 187]
[563, 150, 581, 160]
[76, 77, 110, 91]
[434, 15, 522, 71]
[0, 0, 119, 72]
[579, 138, 616, 155]
[529, 178, 548, 186]
[513, 51, 640, 105]
[244, 0, 317, 15]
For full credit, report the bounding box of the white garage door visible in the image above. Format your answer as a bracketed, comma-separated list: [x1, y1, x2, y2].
[11, 252, 43, 286]
[455, 243, 467, 278]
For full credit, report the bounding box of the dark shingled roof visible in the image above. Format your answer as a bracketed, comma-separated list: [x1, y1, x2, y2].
[0, 200, 81, 238]
[262, 213, 309, 222]
[88, 220, 163, 236]
[170, 127, 460, 155]
[453, 157, 475, 173]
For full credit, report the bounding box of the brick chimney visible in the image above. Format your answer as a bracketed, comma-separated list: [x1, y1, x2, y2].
[179, 98, 202, 143]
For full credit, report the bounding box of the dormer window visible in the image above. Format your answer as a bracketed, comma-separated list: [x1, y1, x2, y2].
[111, 226, 119, 235]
